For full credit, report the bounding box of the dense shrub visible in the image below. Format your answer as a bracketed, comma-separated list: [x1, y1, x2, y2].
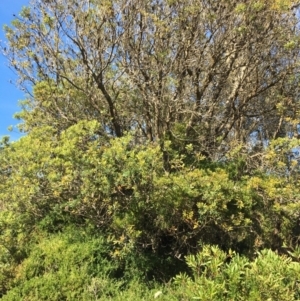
[1, 227, 124, 301]
[1, 121, 300, 299]
[171, 245, 300, 301]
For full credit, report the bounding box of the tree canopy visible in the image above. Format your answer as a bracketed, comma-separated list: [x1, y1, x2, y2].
[3, 0, 300, 157]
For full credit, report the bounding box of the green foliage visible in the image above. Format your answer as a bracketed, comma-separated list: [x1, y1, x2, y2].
[1, 227, 121, 301]
[0, 121, 252, 260]
[2, 0, 300, 298]
[172, 245, 300, 301]
[1, 120, 300, 289]
[0, 226, 172, 301]
[1, 120, 300, 299]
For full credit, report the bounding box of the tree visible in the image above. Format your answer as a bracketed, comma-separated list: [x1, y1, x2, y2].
[2, 0, 300, 159]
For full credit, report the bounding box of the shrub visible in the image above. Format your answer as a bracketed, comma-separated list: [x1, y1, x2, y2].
[172, 245, 300, 301]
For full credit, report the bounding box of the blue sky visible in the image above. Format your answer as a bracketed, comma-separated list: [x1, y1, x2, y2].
[0, 0, 30, 141]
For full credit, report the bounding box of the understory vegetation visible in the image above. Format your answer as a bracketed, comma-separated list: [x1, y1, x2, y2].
[1, 0, 300, 299]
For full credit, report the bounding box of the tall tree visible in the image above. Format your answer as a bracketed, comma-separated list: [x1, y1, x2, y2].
[2, 0, 300, 157]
